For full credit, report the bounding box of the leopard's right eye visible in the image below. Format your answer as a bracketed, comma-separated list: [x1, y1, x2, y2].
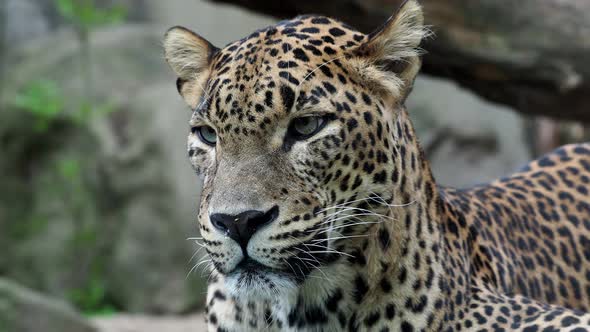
[287, 116, 329, 141]
[192, 126, 217, 146]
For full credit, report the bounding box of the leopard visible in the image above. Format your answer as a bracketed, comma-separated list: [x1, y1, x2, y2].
[163, 0, 590, 330]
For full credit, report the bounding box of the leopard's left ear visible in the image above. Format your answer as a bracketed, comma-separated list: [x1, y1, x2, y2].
[164, 26, 219, 108]
[350, 0, 428, 100]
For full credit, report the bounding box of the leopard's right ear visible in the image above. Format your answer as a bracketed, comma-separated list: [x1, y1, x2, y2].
[164, 26, 219, 108]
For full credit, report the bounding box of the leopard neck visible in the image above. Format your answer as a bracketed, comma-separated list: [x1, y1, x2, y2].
[345, 107, 448, 330]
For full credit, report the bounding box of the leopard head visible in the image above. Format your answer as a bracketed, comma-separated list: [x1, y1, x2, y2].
[164, 0, 427, 300]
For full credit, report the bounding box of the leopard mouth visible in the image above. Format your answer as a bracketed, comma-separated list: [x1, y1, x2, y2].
[225, 258, 296, 294]
[223, 258, 301, 301]
[230, 258, 289, 281]
[225, 234, 343, 284]
[235, 258, 273, 274]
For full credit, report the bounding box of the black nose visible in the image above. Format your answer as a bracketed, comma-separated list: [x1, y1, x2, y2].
[210, 206, 279, 252]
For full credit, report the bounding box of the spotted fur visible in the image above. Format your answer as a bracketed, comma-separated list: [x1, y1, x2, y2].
[163, 1, 590, 330]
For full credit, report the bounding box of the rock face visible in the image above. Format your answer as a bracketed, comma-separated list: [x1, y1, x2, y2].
[93, 313, 207, 332]
[4, 0, 149, 47]
[4, 0, 51, 45]
[103, 82, 206, 313]
[2, 25, 206, 314]
[0, 278, 97, 332]
[407, 76, 530, 187]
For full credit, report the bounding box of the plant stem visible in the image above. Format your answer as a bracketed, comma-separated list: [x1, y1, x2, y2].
[78, 25, 93, 112]
[0, 0, 6, 109]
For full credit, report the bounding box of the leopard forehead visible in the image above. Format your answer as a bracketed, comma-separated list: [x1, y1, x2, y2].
[197, 16, 368, 127]
[212, 15, 366, 78]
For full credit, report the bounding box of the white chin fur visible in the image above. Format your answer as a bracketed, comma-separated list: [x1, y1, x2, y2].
[224, 270, 298, 303]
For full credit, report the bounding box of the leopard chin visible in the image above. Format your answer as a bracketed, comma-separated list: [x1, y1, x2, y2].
[223, 259, 299, 302]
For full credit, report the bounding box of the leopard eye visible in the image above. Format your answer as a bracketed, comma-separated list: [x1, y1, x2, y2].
[288, 116, 327, 140]
[193, 126, 217, 146]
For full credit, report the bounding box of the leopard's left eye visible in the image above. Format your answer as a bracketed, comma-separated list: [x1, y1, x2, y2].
[288, 116, 328, 140]
[193, 125, 217, 146]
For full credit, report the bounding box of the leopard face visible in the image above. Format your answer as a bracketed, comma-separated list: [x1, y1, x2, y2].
[164, 0, 426, 301]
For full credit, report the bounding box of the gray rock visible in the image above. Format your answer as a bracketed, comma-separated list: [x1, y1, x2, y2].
[4, 0, 51, 46]
[0, 278, 97, 332]
[407, 76, 531, 187]
[3, 0, 150, 48]
[104, 83, 205, 313]
[2, 25, 205, 314]
[92, 313, 207, 332]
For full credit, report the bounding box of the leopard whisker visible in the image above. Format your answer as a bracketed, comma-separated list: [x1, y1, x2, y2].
[312, 234, 370, 241]
[187, 258, 212, 279]
[318, 195, 383, 212]
[293, 246, 354, 258]
[320, 210, 388, 224]
[317, 219, 384, 234]
[188, 245, 206, 263]
[294, 256, 332, 282]
[297, 55, 348, 90]
[282, 258, 298, 277]
[321, 211, 393, 225]
[200, 262, 214, 279]
[314, 215, 370, 232]
[366, 191, 417, 208]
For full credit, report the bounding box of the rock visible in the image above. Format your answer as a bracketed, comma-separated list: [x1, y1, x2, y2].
[407, 76, 531, 187]
[104, 83, 206, 313]
[4, 0, 51, 46]
[1, 25, 205, 314]
[92, 313, 207, 332]
[3, 0, 150, 48]
[0, 278, 97, 332]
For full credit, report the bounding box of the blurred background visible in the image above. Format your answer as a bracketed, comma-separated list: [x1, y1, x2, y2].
[0, 0, 588, 331]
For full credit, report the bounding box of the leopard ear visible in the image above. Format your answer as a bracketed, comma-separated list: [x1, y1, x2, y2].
[350, 0, 427, 100]
[163, 26, 219, 108]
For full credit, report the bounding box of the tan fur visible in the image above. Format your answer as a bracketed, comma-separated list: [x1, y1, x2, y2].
[163, 26, 217, 108]
[348, 0, 428, 99]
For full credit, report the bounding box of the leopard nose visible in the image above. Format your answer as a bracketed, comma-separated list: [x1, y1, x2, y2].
[210, 205, 279, 252]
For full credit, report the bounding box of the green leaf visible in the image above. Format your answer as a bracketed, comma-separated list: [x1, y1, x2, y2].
[55, 0, 127, 27]
[78, 1, 97, 26]
[12, 79, 64, 121]
[72, 102, 93, 124]
[68, 276, 115, 314]
[102, 5, 127, 25]
[94, 102, 117, 116]
[56, 0, 77, 21]
[57, 158, 81, 180]
[86, 306, 117, 317]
